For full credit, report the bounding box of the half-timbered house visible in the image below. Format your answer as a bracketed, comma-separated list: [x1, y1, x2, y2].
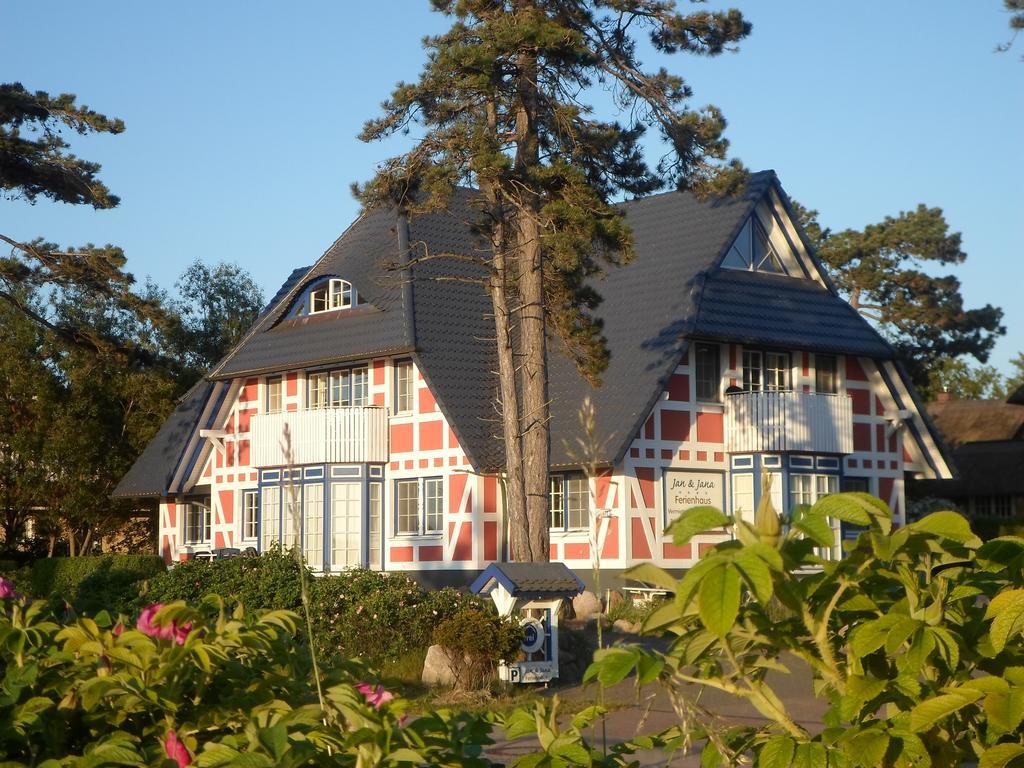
[114, 171, 952, 584]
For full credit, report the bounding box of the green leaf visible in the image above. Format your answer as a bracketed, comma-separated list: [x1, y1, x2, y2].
[909, 690, 982, 732]
[849, 729, 890, 768]
[697, 563, 741, 637]
[987, 589, 1024, 654]
[636, 652, 664, 685]
[793, 510, 835, 548]
[386, 748, 428, 764]
[908, 510, 979, 544]
[622, 563, 678, 593]
[549, 733, 590, 764]
[792, 742, 827, 768]
[980, 743, 1024, 768]
[849, 614, 902, 659]
[504, 708, 538, 741]
[665, 506, 730, 546]
[758, 735, 795, 768]
[641, 600, 680, 633]
[734, 549, 773, 604]
[589, 647, 638, 686]
[570, 705, 606, 730]
[813, 492, 891, 533]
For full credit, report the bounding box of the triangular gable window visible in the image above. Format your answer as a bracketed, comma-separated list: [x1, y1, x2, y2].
[721, 217, 786, 274]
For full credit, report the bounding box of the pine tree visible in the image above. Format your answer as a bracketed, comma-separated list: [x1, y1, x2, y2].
[795, 202, 1005, 389]
[358, 0, 749, 561]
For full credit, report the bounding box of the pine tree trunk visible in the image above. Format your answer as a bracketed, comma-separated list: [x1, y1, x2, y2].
[513, 26, 551, 562]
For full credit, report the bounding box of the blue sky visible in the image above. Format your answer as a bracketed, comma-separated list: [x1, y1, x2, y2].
[4, 2, 1022, 374]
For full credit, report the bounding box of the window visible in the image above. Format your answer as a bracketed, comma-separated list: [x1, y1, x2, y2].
[184, 499, 211, 545]
[815, 355, 838, 395]
[395, 360, 414, 413]
[549, 474, 589, 530]
[790, 473, 838, 511]
[308, 372, 329, 408]
[395, 477, 444, 535]
[309, 279, 358, 314]
[282, 490, 300, 550]
[843, 477, 871, 493]
[261, 487, 280, 551]
[329, 367, 368, 407]
[303, 483, 324, 569]
[694, 343, 721, 402]
[424, 478, 444, 533]
[741, 349, 790, 392]
[242, 490, 259, 540]
[368, 482, 383, 569]
[732, 474, 755, 520]
[266, 376, 283, 413]
[720, 217, 785, 274]
[975, 495, 1015, 519]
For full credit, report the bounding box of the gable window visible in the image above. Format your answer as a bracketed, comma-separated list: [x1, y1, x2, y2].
[721, 217, 785, 274]
[242, 490, 259, 540]
[395, 360, 414, 413]
[815, 354, 838, 395]
[310, 279, 357, 314]
[266, 376, 283, 413]
[742, 349, 790, 392]
[395, 477, 444, 536]
[694, 343, 721, 402]
[550, 473, 589, 530]
[184, 498, 211, 545]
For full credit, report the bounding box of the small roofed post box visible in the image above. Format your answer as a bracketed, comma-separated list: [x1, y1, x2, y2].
[470, 562, 584, 684]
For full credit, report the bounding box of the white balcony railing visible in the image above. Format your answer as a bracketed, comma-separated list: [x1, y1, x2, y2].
[724, 391, 853, 454]
[249, 407, 389, 467]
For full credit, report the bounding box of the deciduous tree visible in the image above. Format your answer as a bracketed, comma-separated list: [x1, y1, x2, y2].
[358, 0, 749, 560]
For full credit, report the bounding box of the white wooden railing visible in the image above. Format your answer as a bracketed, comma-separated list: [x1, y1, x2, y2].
[250, 407, 389, 467]
[724, 391, 853, 454]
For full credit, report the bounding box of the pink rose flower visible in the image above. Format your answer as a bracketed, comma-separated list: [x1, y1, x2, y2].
[164, 730, 192, 768]
[137, 604, 192, 645]
[356, 682, 394, 710]
[0, 577, 20, 600]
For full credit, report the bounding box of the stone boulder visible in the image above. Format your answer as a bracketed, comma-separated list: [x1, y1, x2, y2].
[572, 590, 601, 620]
[421, 644, 457, 687]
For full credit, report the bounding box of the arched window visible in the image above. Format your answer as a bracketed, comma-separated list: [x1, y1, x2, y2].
[720, 218, 785, 274]
[309, 279, 357, 314]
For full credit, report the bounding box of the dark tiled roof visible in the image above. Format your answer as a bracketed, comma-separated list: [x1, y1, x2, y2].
[112, 381, 214, 498]
[927, 399, 1024, 446]
[691, 269, 894, 357]
[1009, 384, 1024, 406]
[914, 440, 1024, 497]
[471, 561, 585, 596]
[124, 171, 910, 488]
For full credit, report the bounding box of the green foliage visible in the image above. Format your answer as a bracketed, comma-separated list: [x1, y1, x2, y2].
[921, 355, 1011, 401]
[796, 201, 1005, 387]
[0, 595, 510, 767]
[432, 604, 523, 690]
[588, 493, 1024, 767]
[144, 549, 304, 614]
[29, 554, 166, 615]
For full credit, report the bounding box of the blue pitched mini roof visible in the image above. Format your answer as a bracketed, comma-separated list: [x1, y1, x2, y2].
[471, 562, 585, 598]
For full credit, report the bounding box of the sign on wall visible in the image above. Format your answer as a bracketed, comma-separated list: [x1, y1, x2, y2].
[664, 470, 725, 523]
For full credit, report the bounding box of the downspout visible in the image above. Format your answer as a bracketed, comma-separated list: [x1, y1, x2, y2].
[396, 211, 416, 347]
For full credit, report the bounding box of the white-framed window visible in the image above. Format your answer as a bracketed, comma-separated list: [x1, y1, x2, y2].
[975, 495, 1015, 519]
[303, 483, 324, 569]
[261, 486, 280, 551]
[310, 279, 358, 314]
[395, 359, 414, 413]
[731, 474, 755, 521]
[549, 473, 589, 530]
[789, 473, 839, 511]
[183, 499, 211, 545]
[742, 349, 790, 392]
[266, 376, 283, 413]
[694, 342, 720, 402]
[308, 372, 329, 408]
[242, 490, 259, 540]
[815, 354, 839, 395]
[329, 367, 368, 407]
[721, 217, 785, 274]
[368, 482, 383, 569]
[330, 482, 362, 569]
[395, 477, 444, 535]
[282, 489, 300, 551]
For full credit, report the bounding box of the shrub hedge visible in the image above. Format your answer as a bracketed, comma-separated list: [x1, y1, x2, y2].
[28, 554, 166, 615]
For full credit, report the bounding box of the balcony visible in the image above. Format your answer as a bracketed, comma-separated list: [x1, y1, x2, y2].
[249, 406, 389, 467]
[724, 391, 853, 454]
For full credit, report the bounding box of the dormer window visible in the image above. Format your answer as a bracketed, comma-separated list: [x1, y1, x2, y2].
[309, 279, 357, 314]
[721, 218, 785, 274]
